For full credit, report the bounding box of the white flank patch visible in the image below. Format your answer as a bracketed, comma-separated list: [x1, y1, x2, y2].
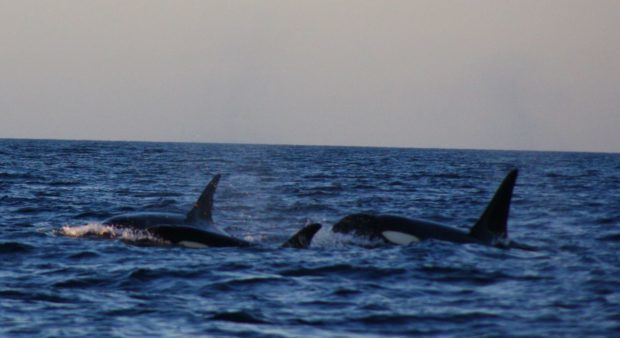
[382, 231, 420, 245]
[178, 241, 209, 249]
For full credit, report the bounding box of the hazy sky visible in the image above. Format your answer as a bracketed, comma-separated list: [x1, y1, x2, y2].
[1, 1, 619, 152]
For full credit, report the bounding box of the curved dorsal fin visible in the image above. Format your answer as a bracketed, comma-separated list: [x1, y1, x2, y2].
[469, 169, 518, 244]
[186, 174, 221, 224]
[281, 224, 322, 248]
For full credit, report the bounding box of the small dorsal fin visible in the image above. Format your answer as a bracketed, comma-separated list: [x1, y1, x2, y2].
[469, 169, 518, 244]
[186, 174, 221, 223]
[281, 224, 322, 248]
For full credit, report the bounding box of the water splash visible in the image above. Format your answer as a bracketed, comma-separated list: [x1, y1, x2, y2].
[59, 223, 166, 244]
[311, 225, 387, 249]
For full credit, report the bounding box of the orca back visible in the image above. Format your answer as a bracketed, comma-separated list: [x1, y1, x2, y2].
[102, 212, 186, 229]
[147, 225, 250, 248]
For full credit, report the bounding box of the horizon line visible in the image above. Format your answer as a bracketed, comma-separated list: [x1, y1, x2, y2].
[1, 136, 617, 155]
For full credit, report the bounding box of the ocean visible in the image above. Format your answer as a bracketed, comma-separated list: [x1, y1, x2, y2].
[1, 139, 619, 337]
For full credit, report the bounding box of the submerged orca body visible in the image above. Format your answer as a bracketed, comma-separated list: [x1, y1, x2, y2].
[146, 223, 322, 249]
[331, 169, 534, 250]
[102, 175, 320, 249]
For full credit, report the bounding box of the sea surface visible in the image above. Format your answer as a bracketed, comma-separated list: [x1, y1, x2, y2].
[1, 139, 619, 337]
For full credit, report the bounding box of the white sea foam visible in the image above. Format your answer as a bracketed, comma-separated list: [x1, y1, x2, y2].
[59, 223, 166, 244]
[60, 223, 116, 238]
[242, 233, 266, 243]
[310, 225, 386, 249]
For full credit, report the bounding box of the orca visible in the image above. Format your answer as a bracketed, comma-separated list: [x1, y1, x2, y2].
[328, 169, 535, 250]
[146, 223, 322, 249]
[102, 174, 321, 249]
[103, 174, 230, 235]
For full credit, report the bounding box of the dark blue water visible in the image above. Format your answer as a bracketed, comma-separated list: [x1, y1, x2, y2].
[1, 139, 619, 337]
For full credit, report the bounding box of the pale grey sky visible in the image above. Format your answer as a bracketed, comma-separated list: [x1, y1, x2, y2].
[1, 0, 619, 152]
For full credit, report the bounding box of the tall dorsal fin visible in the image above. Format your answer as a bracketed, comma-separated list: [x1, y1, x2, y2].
[281, 224, 322, 249]
[186, 174, 221, 223]
[469, 169, 518, 245]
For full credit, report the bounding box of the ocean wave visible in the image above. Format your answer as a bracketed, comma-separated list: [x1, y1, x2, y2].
[0, 172, 42, 181]
[0, 242, 34, 254]
[210, 310, 268, 324]
[279, 264, 406, 278]
[126, 267, 206, 282]
[0, 289, 70, 303]
[206, 275, 285, 292]
[599, 233, 620, 242]
[53, 277, 112, 289]
[67, 251, 100, 260]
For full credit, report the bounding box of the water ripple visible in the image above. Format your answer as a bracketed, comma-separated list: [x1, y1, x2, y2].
[1, 140, 618, 337]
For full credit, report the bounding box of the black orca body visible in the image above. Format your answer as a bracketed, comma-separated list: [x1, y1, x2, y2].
[146, 225, 251, 248]
[331, 169, 535, 250]
[146, 223, 322, 249]
[102, 175, 320, 249]
[103, 174, 223, 230]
